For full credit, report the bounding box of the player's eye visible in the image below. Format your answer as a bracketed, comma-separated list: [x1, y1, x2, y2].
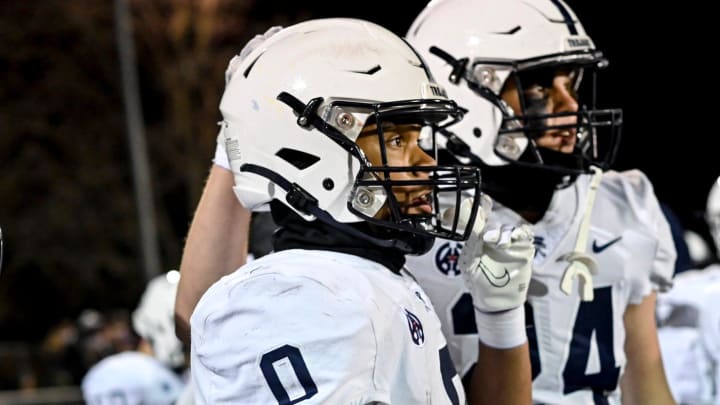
[387, 135, 403, 147]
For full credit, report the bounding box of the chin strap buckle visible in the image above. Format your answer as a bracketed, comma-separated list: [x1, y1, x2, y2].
[297, 97, 323, 128]
[286, 184, 319, 214]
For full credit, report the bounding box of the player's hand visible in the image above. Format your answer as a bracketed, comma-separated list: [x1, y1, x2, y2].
[458, 196, 535, 313]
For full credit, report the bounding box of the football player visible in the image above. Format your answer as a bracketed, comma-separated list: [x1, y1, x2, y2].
[189, 18, 534, 404]
[405, 0, 676, 403]
[657, 176, 720, 403]
[82, 270, 189, 404]
[698, 176, 720, 403]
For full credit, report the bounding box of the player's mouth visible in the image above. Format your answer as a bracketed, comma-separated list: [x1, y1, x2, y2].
[406, 192, 433, 215]
[540, 129, 576, 152]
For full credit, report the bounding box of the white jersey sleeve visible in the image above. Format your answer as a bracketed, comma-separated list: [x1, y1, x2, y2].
[191, 249, 464, 405]
[212, 130, 230, 170]
[656, 267, 720, 327]
[81, 352, 184, 405]
[600, 170, 675, 301]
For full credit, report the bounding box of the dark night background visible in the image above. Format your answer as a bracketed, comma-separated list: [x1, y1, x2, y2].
[0, 0, 716, 392]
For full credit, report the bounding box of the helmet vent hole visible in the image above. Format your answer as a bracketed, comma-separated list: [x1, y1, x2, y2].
[322, 178, 334, 190]
[243, 52, 264, 78]
[276, 148, 320, 170]
[348, 65, 382, 75]
[499, 25, 521, 35]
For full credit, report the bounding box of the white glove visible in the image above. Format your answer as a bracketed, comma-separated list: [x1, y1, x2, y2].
[225, 26, 284, 85]
[458, 195, 535, 314]
[455, 195, 535, 349]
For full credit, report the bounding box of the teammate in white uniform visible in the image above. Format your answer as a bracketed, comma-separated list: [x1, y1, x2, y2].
[82, 270, 191, 404]
[406, 0, 677, 403]
[189, 18, 535, 405]
[656, 267, 719, 404]
[82, 352, 184, 405]
[695, 176, 720, 404]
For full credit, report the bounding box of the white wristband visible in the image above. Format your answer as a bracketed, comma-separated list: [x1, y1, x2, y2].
[474, 305, 527, 349]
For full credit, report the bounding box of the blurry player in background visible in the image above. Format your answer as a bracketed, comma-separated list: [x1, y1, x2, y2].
[697, 177, 720, 403]
[657, 176, 720, 404]
[190, 18, 534, 404]
[406, 0, 676, 403]
[82, 270, 192, 404]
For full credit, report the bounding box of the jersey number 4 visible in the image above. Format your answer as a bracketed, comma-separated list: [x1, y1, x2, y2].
[455, 286, 620, 397]
[526, 286, 621, 397]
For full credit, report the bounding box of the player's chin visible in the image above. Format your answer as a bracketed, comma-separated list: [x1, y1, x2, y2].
[558, 142, 576, 154]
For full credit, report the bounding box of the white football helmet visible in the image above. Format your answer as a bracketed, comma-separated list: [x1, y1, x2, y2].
[132, 270, 184, 369]
[220, 18, 483, 253]
[407, 0, 623, 174]
[706, 177, 720, 257]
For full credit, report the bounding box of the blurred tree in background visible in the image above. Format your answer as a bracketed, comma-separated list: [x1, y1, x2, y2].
[0, 0, 338, 345]
[1, 1, 138, 341]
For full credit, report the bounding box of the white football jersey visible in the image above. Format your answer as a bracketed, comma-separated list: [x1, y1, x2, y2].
[699, 266, 720, 404]
[657, 327, 714, 404]
[656, 266, 720, 404]
[81, 351, 185, 405]
[405, 170, 675, 404]
[190, 249, 465, 405]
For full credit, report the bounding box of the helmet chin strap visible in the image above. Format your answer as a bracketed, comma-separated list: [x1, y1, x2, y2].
[557, 165, 603, 301]
[239, 163, 427, 254]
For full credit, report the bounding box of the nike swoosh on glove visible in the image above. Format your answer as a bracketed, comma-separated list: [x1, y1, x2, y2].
[458, 196, 535, 313]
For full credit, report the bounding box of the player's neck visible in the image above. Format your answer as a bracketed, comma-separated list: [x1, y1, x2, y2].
[481, 164, 568, 224]
[270, 201, 407, 272]
[518, 209, 544, 224]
